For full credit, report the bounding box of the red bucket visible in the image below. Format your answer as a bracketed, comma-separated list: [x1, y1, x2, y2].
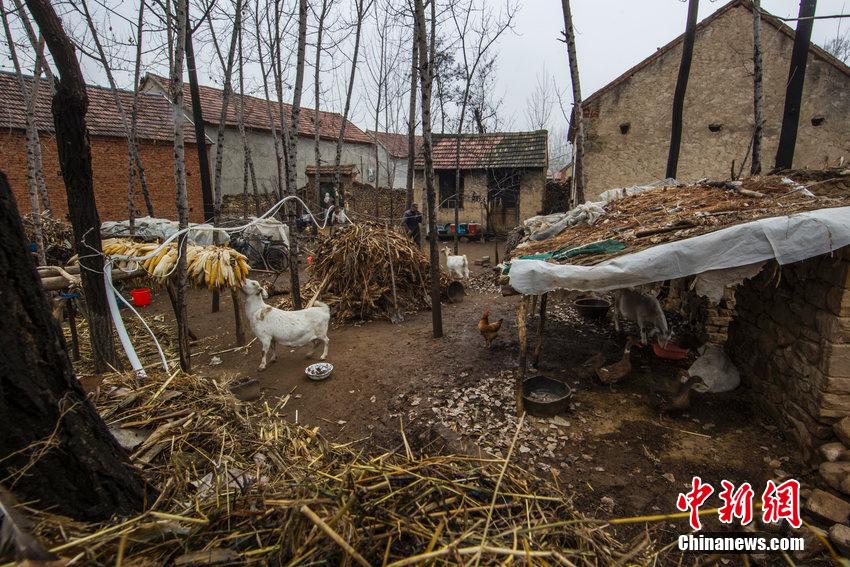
[130, 288, 151, 307]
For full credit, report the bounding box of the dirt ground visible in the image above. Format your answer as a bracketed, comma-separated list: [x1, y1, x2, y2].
[106, 239, 812, 547]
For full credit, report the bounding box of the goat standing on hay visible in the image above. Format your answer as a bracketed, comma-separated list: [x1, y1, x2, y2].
[241, 279, 330, 370]
[441, 246, 470, 281]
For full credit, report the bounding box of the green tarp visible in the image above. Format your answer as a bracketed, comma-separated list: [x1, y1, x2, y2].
[504, 239, 625, 273]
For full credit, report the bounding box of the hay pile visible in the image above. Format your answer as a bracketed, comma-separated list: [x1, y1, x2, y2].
[22, 213, 75, 265]
[308, 223, 445, 320]
[22, 370, 648, 565]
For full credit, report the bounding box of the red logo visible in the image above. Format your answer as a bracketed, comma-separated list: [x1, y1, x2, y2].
[676, 476, 715, 531]
[718, 480, 755, 526]
[762, 479, 802, 529]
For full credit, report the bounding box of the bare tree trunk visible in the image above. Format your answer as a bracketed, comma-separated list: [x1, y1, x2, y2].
[128, 0, 146, 233]
[405, 28, 418, 210]
[11, 0, 55, 91]
[333, 0, 366, 204]
[170, 0, 191, 372]
[286, 0, 308, 310]
[25, 0, 119, 372]
[750, 0, 764, 175]
[80, 0, 153, 217]
[665, 0, 698, 180]
[235, 17, 261, 215]
[186, 10, 215, 224]
[0, 172, 150, 520]
[31, 35, 51, 215]
[271, 0, 292, 200]
[561, 0, 585, 204]
[775, 0, 817, 171]
[313, 0, 330, 211]
[414, 0, 442, 339]
[255, 8, 285, 202]
[1, 0, 45, 265]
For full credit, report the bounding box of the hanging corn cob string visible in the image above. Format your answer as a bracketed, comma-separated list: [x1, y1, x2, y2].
[97, 238, 251, 289]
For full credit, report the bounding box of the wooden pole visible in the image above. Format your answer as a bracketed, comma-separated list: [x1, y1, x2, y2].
[516, 296, 529, 416]
[230, 288, 245, 346]
[532, 293, 548, 368]
[66, 296, 80, 361]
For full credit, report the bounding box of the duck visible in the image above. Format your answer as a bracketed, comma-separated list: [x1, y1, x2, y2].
[651, 372, 708, 414]
[573, 351, 606, 379]
[595, 338, 638, 385]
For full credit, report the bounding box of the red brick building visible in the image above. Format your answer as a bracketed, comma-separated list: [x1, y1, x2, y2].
[0, 71, 207, 222]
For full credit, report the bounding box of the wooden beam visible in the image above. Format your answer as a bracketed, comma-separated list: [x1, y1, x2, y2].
[40, 268, 144, 292]
[516, 296, 529, 417]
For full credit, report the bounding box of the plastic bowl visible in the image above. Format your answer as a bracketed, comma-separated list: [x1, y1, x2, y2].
[573, 297, 610, 319]
[652, 341, 689, 360]
[305, 362, 334, 381]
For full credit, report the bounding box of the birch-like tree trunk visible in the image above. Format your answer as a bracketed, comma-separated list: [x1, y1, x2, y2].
[405, 26, 418, 210]
[750, 0, 764, 175]
[234, 12, 261, 215]
[170, 0, 191, 372]
[25, 0, 119, 372]
[80, 0, 153, 217]
[286, 0, 308, 310]
[414, 0, 442, 338]
[313, 0, 330, 210]
[30, 35, 51, 215]
[255, 2, 285, 201]
[560, 0, 585, 204]
[209, 0, 242, 225]
[1, 0, 45, 265]
[333, 0, 368, 203]
[128, 0, 146, 233]
[665, 0, 699, 180]
[186, 8, 215, 223]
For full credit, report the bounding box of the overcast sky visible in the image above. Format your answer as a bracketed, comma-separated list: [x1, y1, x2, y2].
[1, 0, 847, 137]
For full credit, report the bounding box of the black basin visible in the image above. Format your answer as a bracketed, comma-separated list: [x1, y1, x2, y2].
[573, 297, 611, 320]
[522, 375, 572, 417]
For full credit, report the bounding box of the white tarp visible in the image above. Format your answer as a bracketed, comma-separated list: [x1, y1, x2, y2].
[101, 217, 229, 246]
[241, 217, 290, 246]
[509, 206, 850, 295]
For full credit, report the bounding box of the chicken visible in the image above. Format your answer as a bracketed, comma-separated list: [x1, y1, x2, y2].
[477, 309, 503, 348]
[595, 338, 637, 385]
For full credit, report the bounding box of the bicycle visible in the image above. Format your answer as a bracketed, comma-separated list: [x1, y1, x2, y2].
[230, 233, 291, 273]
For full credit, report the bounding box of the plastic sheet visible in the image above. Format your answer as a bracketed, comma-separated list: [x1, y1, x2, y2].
[509, 207, 850, 295]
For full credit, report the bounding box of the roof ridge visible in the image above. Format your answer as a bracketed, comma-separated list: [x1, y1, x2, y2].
[574, 0, 849, 122]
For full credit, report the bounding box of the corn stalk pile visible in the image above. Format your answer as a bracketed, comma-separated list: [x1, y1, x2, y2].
[22, 213, 75, 265]
[19, 371, 650, 565]
[308, 223, 446, 320]
[95, 238, 251, 289]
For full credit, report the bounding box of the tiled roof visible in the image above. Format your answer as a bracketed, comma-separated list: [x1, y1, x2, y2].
[305, 164, 358, 175]
[415, 131, 548, 170]
[0, 71, 200, 143]
[368, 130, 423, 159]
[144, 74, 372, 145]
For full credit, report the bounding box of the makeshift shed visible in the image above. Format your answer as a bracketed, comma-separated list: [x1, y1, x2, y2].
[505, 172, 850, 460]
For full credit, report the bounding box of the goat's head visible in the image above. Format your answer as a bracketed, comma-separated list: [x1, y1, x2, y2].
[441, 246, 450, 256]
[241, 279, 268, 299]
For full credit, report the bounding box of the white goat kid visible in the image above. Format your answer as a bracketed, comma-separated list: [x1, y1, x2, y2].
[441, 246, 470, 280]
[241, 279, 331, 371]
[612, 288, 671, 346]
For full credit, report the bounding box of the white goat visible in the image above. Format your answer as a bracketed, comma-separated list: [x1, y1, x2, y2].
[612, 288, 671, 346]
[441, 246, 470, 280]
[241, 279, 331, 370]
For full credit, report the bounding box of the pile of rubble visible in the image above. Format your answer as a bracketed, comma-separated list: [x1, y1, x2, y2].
[807, 417, 850, 556]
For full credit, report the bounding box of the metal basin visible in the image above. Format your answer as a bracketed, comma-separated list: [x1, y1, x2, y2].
[573, 297, 611, 320]
[522, 375, 572, 417]
[305, 362, 334, 381]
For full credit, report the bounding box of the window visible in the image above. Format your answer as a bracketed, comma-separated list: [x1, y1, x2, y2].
[438, 171, 464, 209]
[708, 123, 723, 133]
[619, 122, 631, 135]
[811, 116, 825, 127]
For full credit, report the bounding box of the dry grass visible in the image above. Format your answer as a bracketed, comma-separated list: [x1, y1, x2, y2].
[17, 370, 653, 566]
[515, 174, 850, 266]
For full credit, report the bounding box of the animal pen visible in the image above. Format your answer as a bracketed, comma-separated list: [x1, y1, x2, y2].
[504, 172, 850, 446]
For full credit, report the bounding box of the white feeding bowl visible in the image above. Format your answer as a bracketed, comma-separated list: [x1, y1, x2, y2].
[305, 362, 334, 381]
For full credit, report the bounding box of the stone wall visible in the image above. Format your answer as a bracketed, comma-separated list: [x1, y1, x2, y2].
[580, 3, 850, 200]
[664, 277, 736, 344]
[726, 247, 850, 461]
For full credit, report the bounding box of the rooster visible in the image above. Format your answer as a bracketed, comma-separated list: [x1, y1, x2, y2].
[477, 309, 503, 348]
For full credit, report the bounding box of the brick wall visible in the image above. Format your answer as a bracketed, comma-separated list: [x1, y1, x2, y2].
[581, 4, 850, 200]
[0, 129, 205, 223]
[727, 248, 850, 461]
[664, 277, 737, 344]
